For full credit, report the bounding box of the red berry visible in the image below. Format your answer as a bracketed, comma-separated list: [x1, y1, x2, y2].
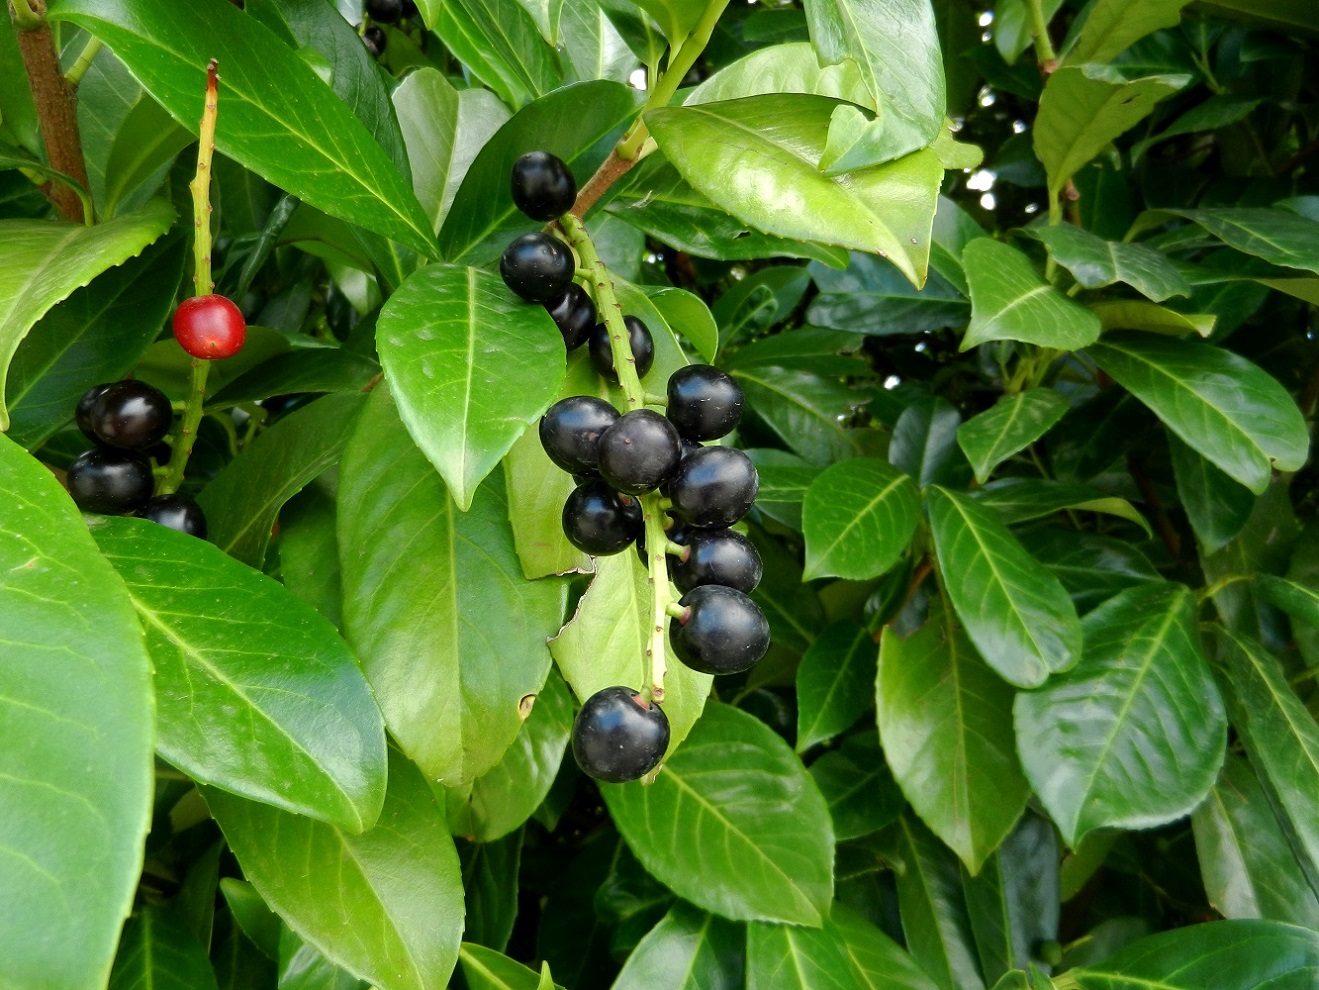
[173, 295, 246, 359]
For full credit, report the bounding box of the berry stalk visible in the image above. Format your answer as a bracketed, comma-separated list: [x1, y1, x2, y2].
[160, 61, 220, 496]
[558, 212, 674, 702]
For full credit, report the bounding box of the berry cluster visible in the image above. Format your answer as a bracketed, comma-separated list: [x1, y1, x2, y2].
[68, 380, 205, 537]
[499, 150, 769, 785]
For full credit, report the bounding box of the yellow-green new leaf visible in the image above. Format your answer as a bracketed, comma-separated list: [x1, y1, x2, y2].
[1066, 0, 1194, 65]
[962, 238, 1101, 351]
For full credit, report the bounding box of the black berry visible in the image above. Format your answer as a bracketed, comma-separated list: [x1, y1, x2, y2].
[671, 528, 762, 594]
[511, 151, 577, 222]
[76, 383, 113, 442]
[667, 365, 744, 442]
[137, 494, 207, 539]
[667, 446, 759, 529]
[540, 396, 619, 475]
[572, 686, 669, 783]
[500, 233, 574, 303]
[363, 26, 386, 56]
[87, 380, 172, 450]
[544, 283, 597, 350]
[366, 0, 403, 23]
[66, 448, 154, 515]
[669, 585, 770, 675]
[598, 409, 682, 496]
[562, 479, 642, 555]
[588, 316, 654, 383]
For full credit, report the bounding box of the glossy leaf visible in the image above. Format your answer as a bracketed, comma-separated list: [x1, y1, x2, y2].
[957, 390, 1069, 484]
[688, 41, 870, 107]
[808, 252, 968, 334]
[878, 611, 1030, 874]
[646, 96, 943, 287]
[198, 391, 366, 568]
[893, 814, 986, 990]
[394, 70, 510, 235]
[1014, 583, 1224, 846]
[1034, 66, 1185, 199]
[459, 831, 522, 951]
[1087, 332, 1309, 493]
[339, 387, 567, 787]
[0, 199, 173, 429]
[1258, 574, 1319, 633]
[613, 903, 744, 990]
[1163, 207, 1319, 277]
[961, 238, 1101, 351]
[889, 396, 970, 489]
[746, 919, 856, 990]
[808, 733, 904, 840]
[802, 457, 921, 581]
[749, 524, 829, 655]
[971, 477, 1152, 537]
[502, 422, 590, 579]
[796, 620, 878, 752]
[377, 264, 565, 511]
[90, 515, 387, 832]
[439, 81, 642, 263]
[433, 0, 559, 109]
[52, 0, 435, 256]
[459, 944, 562, 990]
[5, 232, 184, 449]
[1217, 629, 1319, 892]
[205, 349, 380, 409]
[1067, 0, 1194, 64]
[1052, 921, 1319, 990]
[0, 434, 153, 990]
[927, 486, 1081, 688]
[109, 907, 218, 990]
[603, 702, 834, 926]
[1019, 528, 1161, 613]
[802, 0, 946, 160]
[1168, 434, 1254, 553]
[446, 669, 573, 842]
[205, 750, 465, 990]
[1022, 224, 1190, 302]
[1191, 755, 1319, 927]
[735, 365, 873, 466]
[1090, 300, 1215, 337]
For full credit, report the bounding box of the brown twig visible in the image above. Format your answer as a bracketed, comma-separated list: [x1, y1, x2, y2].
[568, 148, 640, 220]
[10, 0, 90, 222]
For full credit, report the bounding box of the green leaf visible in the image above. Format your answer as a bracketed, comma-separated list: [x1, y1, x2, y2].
[750, 524, 829, 655]
[808, 252, 968, 334]
[558, 0, 636, 84]
[0, 200, 173, 430]
[646, 96, 943, 287]
[893, 814, 986, 990]
[446, 669, 573, 842]
[5, 232, 184, 449]
[606, 157, 850, 267]
[961, 816, 1059, 984]
[198, 391, 366, 568]
[377, 264, 565, 511]
[52, 0, 435, 256]
[802, 0, 946, 160]
[502, 423, 590, 580]
[796, 620, 878, 751]
[1014, 583, 1224, 847]
[746, 919, 856, 989]
[927, 486, 1082, 688]
[1168, 434, 1254, 553]
[603, 702, 835, 926]
[993, 0, 1064, 63]
[393, 69, 511, 235]
[1216, 629, 1319, 898]
[808, 734, 904, 841]
[645, 285, 719, 364]
[109, 907, 218, 990]
[878, 611, 1030, 874]
[0, 434, 153, 990]
[205, 750, 465, 990]
[613, 903, 744, 990]
[89, 515, 387, 831]
[831, 902, 942, 990]
[439, 81, 641, 264]
[957, 390, 1069, 484]
[339, 387, 567, 787]
[961, 238, 1101, 351]
[1019, 528, 1161, 613]
[734, 365, 873, 466]
[802, 457, 921, 581]
[459, 831, 522, 952]
[1090, 300, 1215, 337]
[1034, 65, 1186, 201]
[277, 929, 369, 990]
[550, 551, 711, 760]
[1086, 332, 1309, 493]
[219, 879, 280, 959]
[206, 349, 380, 409]
[971, 477, 1153, 537]
[1160, 207, 1319, 277]
[688, 41, 870, 107]
[1021, 224, 1190, 302]
[1192, 755, 1319, 927]
[889, 396, 971, 489]
[1258, 574, 1319, 632]
[433, 0, 560, 109]
[1067, 0, 1193, 64]
[1051, 920, 1319, 990]
[459, 943, 563, 990]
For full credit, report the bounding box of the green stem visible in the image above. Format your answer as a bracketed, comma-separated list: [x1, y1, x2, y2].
[1026, 0, 1057, 65]
[9, 0, 42, 29]
[1197, 573, 1253, 604]
[160, 60, 220, 496]
[63, 36, 102, 87]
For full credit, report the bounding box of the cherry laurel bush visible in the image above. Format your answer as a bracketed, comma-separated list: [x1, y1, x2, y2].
[502, 151, 769, 784]
[64, 294, 250, 538]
